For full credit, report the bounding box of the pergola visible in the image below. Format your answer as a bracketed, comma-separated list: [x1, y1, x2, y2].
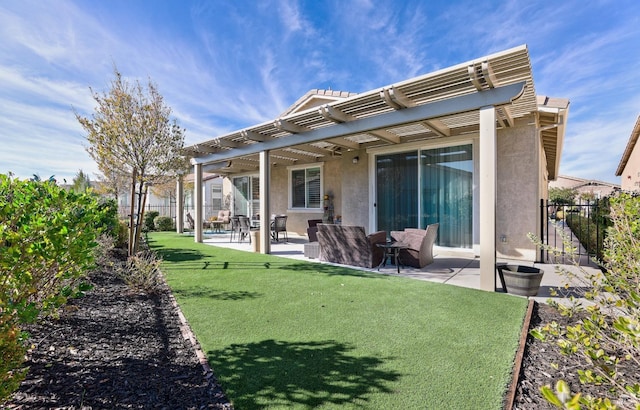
[181, 45, 561, 291]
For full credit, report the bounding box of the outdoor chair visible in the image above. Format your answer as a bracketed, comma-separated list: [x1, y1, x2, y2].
[390, 223, 439, 268]
[270, 215, 288, 242]
[186, 212, 195, 230]
[211, 210, 230, 231]
[306, 219, 323, 242]
[229, 216, 240, 242]
[238, 216, 252, 243]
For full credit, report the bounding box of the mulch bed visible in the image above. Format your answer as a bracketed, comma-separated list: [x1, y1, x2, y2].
[4, 255, 232, 409]
[4, 253, 633, 409]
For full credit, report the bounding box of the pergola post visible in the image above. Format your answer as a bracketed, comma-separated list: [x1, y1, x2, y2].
[259, 150, 271, 254]
[176, 175, 184, 233]
[194, 162, 203, 243]
[479, 106, 497, 291]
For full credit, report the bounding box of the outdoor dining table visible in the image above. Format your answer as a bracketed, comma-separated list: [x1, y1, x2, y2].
[376, 241, 408, 274]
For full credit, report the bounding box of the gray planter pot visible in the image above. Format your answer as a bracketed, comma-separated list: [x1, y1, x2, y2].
[499, 265, 544, 296]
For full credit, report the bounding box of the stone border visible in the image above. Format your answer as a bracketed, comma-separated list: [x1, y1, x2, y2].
[504, 299, 535, 409]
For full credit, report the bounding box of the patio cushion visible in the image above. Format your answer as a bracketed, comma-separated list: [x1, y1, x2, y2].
[317, 224, 386, 268]
[390, 223, 439, 268]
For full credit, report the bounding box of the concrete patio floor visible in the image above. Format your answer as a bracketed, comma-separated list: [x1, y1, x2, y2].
[196, 229, 601, 305]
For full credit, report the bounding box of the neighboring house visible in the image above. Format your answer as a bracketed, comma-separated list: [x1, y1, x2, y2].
[182, 45, 569, 291]
[615, 114, 640, 191]
[117, 172, 223, 221]
[550, 175, 620, 200]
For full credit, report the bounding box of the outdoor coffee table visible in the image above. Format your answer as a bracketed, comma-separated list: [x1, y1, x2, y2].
[209, 220, 226, 233]
[376, 242, 408, 274]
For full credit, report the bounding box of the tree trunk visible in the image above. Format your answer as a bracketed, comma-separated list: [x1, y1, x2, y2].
[128, 170, 137, 257]
[133, 183, 149, 255]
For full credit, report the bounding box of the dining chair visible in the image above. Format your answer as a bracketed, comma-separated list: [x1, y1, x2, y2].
[238, 216, 252, 243]
[270, 215, 288, 242]
[229, 216, 240, 242]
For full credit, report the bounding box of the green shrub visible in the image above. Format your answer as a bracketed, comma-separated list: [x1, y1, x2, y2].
[116, 251, 164, 294]
[96, 198, 119, 238]
[530, 192, 640, 408]
[0, 174, 105, 401]
[154, 216, 174, 231]
[143, 211, 159, 232]
[115, 220, 129, 248]
[565, 213, 605, 261]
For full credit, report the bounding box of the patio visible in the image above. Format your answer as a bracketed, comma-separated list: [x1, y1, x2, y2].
[192, 228, 600, 306]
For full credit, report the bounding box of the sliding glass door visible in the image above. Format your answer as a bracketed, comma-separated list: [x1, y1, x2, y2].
[376, 143, 473, 248]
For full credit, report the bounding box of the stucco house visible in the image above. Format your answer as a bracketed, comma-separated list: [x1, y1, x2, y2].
[550, 175, 619, 200]
[180, 45, 569, 291]
[615, 114, 640, 191]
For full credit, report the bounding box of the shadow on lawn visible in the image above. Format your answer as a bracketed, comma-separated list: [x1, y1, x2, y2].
[173, 287, 262, 300]
[280, 262, 387, 279]
[153, 247, 209, 263]
[209, 339, 400, 408]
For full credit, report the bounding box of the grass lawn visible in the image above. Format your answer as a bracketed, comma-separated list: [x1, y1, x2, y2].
[148, 232, 528, 409]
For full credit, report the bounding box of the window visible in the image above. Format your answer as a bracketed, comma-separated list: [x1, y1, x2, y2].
[211, 185, 222, 210]
[290, 165, 322, 209]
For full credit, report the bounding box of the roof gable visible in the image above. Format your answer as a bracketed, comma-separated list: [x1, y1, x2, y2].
[615, 114, 640, 176]
[279, 89, 357, 117]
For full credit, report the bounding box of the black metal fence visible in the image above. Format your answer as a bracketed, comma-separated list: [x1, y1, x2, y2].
[539, 199, 606, 266]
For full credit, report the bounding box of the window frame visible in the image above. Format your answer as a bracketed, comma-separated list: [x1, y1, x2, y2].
[287, 162, 324, 211]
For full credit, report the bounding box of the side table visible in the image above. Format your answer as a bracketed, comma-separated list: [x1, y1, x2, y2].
[376, 242, 408, 274]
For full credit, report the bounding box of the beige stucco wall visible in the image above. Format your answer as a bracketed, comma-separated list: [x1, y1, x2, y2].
[267, 156, 344, 236]
[340, 150, 371, 232]
[620, 144, 640, 191]
[495, 118, 541, 261]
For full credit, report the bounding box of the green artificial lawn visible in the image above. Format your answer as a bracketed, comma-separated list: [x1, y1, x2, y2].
[148, 232, 528, 409]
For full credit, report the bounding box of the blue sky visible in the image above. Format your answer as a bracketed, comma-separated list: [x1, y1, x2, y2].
[1, 0, 639, 184]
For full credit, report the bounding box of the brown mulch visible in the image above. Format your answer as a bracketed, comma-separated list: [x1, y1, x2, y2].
[3, 253, 634, 409]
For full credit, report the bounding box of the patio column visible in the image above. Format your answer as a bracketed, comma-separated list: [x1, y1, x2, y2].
[194, 162, 203, 243]
[176, 175, 184, 233]
[259, 150, 271, 254]
[479, 106, 497, 291]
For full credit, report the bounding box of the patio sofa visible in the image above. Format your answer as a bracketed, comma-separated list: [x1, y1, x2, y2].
[316, 224, 387, 268]
[390, 223, 439, 268]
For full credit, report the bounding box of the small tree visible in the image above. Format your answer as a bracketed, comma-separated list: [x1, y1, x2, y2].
[71, 169, 92, 193]
[76, 67, 186, 256]
[549, 187, 578, 205]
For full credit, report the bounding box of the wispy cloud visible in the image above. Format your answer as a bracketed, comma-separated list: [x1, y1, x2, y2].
[1, 0, 638, 184]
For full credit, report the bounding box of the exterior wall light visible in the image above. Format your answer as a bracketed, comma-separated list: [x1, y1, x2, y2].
[352, 156, 359, 164]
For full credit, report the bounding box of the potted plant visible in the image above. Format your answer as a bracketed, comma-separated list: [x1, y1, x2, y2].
[498, 265, 544, 296]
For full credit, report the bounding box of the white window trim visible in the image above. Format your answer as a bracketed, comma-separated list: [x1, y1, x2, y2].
[287, 162, 324, 211]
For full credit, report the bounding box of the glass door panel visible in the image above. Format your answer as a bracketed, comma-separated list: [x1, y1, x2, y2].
[232, 176, 249, 216]
[421, 144, 473, 248]
[376, 151, 418, 234]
